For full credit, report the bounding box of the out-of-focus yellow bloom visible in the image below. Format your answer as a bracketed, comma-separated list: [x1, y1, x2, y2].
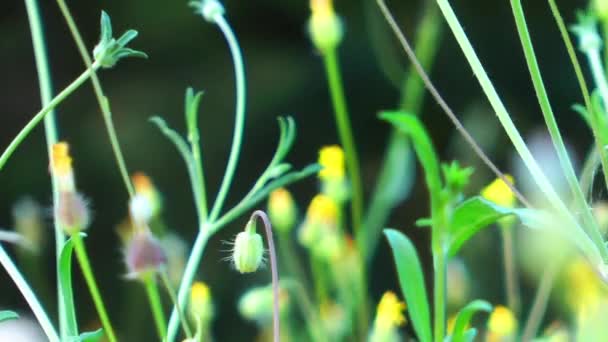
[306, 194, 339, 223]
[318, 145, 345, 181]
[481, 175, 516, 208]
[51, 142, 75, 192]
[308, 0, 343, 53]
[564, 259, 605, 312]
[596, 0, 608, 20]
[375, 291, 407, 330]
[267, 188, 297, 233]
[298, 195, 340, 253]
[190, 281, 214, 324]
[132, 172, 162, 220]
[486, 305, 517, 341]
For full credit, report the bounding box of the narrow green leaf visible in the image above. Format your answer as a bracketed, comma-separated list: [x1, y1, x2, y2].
[185, 88, 204, 138]
[451, 300, 492, 342]
[384, 229, 432, 342]
[0, 310, 18, 323]
[99, 11, 112, 43]
[59, 234, 85, 338]
[463, 328, 477, 342]
[77, 328, 104, 342]
[116, 30, 138, 47]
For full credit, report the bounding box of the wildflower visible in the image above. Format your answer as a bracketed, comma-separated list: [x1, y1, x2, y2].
[124, 228, 167, 280]
[370, 291, 406, 342]
[51, 142, 75, 192]
[481, 175, 516, 208]
[563, 258, 605, 313]
[486, 305, 517, 342]
[308, 0, 343, 53]
[318, 145, 349, 202]
[189, 281, 214, 325]
[12, 197, 44, 253]
[232, 220, 264, 274]
[238, 283, 288, 325]
[160, 233, 188, 287]
[298, 194, 342, 258]
[267, 188, 297, 233]
[132, 172, 162, 219]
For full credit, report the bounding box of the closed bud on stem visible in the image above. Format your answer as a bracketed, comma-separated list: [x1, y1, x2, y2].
[232, 220, 264, 274]
[125, 228, 167, 280]
[308, 0, 343, 53]
[267, 188, 297, 234]
[189, 281, 214, 325]
[238, 283, 288, 325]
[57, 192, 91, 235]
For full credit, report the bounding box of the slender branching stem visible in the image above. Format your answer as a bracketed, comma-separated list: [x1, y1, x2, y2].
[249, 210, 280, 342]
[71, 234, 117, 342]
[54, 0, 135, 197]
[208, 13, 247, 222]
[144, 277, 168, 341]
[521, 261, 560, 342]
[0, 64, 98, 173]
[322, 49, 364, 239]
[0, 245, 59, 341]
[160, 271, 193, 338]
[23, 0, 68, 337]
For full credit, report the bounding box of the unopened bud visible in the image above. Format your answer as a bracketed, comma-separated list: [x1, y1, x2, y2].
[238, 283, 288, 324]
[189, 282, 214, 324]
[130, 194, 153, 227]
[232, 221, 264, 274]
[267, 188, 297, 233]
[308, 0, 343, 53]
[125, 229, 167, 280]
[57, 192, 90, 234]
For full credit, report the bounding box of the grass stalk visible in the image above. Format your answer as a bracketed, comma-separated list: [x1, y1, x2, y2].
[0, 245, 59, 341]
[160, 271, 192, 338]
[0, 64, 98, 172]
[500, 226, 521, 316]
[322, 49, 364, 240]
[54, 0, 135, 197]
[144, 277, 168, 341]
[521, 261, 559, 341]
[71, 234, 117, 342]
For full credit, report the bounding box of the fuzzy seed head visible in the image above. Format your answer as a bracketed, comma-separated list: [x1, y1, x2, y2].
[57, 192, 90, 234]
[125, 229, 167, 280]
[232, 223, 264, 274]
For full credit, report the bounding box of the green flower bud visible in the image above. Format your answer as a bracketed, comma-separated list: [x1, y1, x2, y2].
[238, 283, 288, 324]
[267, 188, 297, 233]
[308, 0, 344, 53]
[232, 221, 264, 274]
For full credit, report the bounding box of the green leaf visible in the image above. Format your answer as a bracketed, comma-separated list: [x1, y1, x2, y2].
[74, 328, 104, 342]
[0, 310, 18, 323]
[185, 88, 204, 141]
[384, 229, 432, 342]
[463, 328, 477, 342]
[116, 30, 138, 47]
[99, 11, 112, 43]
[59, 234, 84, 338]
[380, 111, 441, 199]
[451, 300, 492, 342]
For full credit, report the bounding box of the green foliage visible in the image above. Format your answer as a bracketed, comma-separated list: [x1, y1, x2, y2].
[0, 310, 18, 323]
[59, 234, 85, 338]
[75, 328, 104, 342]
[93, 11, 147, 68]
[449, 300, 492, 342]
[384, 229, 432, 342]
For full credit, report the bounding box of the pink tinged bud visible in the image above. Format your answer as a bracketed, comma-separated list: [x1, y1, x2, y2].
[125, 229, 167, 280]
[57, 192, 90, 234]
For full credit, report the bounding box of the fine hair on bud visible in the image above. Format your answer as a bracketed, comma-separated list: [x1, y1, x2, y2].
[57, 192, 91, 235]
[231, 220, 265, 274]
[124, 228, 168, 280]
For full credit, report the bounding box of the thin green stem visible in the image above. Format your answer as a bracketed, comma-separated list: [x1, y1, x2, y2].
[0, 244, 59, 341]
[72, 234, 117, 342]
[0, 64, 97, 172]
[588, 46, 608, 106]
[500, 226, 521, 316]
[188, 121, 209, 223]
[435, 0, 601, 263]
[322, 49, 364, 240]
[432, 246, 446, 342]
[144, 277, 168, 341]
[160, 271, 192, 338]
[55, 0, 135, 197]
[510, 0, 607, 260]
[208, 14, 247, 222]
[521, 261, 559, 342]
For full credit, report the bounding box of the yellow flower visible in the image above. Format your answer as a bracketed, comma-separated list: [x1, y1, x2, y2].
[190, 281, 213, 323]
[308, 0, 343, 53]
[306, 194, 339, 224]
[374, 291, 407, 331]
[51, 142, 75, 192]
[318, 145, 345, 181]
[481, 175, 516, 208]
[487, 305, 517, 339]
[299, 194, 340, 254]
[268, 188, 297, 233]
[131, 172, 162, 218]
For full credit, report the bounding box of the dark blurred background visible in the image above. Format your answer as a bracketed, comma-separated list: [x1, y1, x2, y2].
[0, 0, 592, 340]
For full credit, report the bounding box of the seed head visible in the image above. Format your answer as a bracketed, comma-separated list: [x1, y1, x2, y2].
[57, 192, 90, 235]
[124, 229, 167, 280]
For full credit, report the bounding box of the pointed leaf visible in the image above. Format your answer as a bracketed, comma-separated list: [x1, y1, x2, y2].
[100, 11, 112, 43]
[384, 229, 432, 342]
[185, 88, 204, 139]
[451, 300, 492, 342]
[59, 234, 86, 337]
[116, 30, 138, 47]
[78, 328, 104, 342]
[0, 310, 18, 323]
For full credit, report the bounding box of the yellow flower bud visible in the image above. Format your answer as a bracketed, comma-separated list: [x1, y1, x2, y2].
[318, 145, 345, 181]
[308, 0, 343, 53]
[51, 142, 75, 192]
[481, 175, 516, 208]
[487, 305, 517, 340]
[370, 291, 406, 342]
[267, 188, 297, 233]
[298, 194, 339, 248]
[189, 281, 214, 324]
[232, 221, 264, 274]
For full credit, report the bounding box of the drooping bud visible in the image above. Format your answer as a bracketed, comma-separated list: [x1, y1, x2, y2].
[267, 188, 297, 234]
[124, 228, 167, 280]
[308, 0, 343, 53]
[189, 281, 214, 325]
[232, 220, 264, 274]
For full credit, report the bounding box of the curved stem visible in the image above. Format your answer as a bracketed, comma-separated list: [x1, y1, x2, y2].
[208, 14, 247, 222]
[160, 271, 192, 339]
[521, 261, 559, 342]
[250, 210, 280, 342]
[144, 277, 168, 341]
[23, 0, 67, 337]
[0, 65, 96, 172]
[72, 234, 117, 342]
[54, 0, 135, 197]
[322, 49, 364, 239]
[0, 244, 59, 341]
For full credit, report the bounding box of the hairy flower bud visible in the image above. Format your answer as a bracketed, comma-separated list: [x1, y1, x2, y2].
[125, 229, 167, 280]
[57, 192, 90, 235]
[232, 220, 264, 274]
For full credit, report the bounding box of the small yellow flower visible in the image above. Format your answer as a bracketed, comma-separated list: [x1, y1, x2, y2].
[268, 188, 297, 233]
[308, 0, 343, 53]
[51, 142, 75, 192]
[318, 145, 345, 181]
[481, 175, 516, 208]
[190, 281, 213, 323]
[375, 291, 407, 330]
[487, 305, 517, 339]
[306, 194, 339, 224]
